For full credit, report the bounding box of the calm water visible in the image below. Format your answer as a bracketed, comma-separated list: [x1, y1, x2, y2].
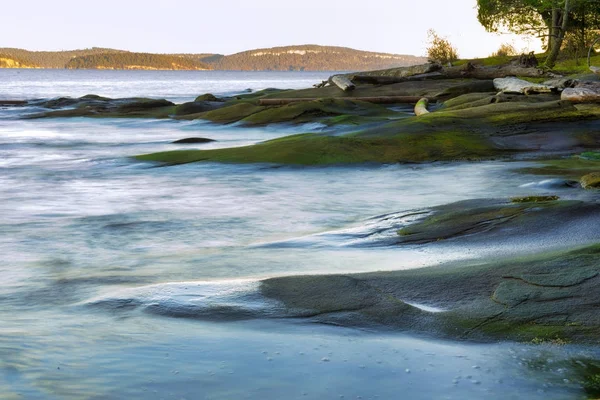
[0, 70, 597, 399]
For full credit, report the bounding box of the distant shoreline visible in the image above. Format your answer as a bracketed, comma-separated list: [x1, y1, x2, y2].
[0, 44, 426, 72]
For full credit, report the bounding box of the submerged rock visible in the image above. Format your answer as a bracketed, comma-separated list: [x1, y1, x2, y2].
[172, 137, 216, 144]
[24, 95, 176, 119]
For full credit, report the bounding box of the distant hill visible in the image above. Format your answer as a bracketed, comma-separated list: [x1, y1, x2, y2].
[0, 52, 38, 69]
[0, 45, 426, 71]
[208, 45, 426, 71]
[65, 52, 210, 70]
[0, 47, 128, 69]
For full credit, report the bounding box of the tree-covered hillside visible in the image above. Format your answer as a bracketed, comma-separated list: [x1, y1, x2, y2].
[0, 47, 127, 69]
[0, 45, 427, 71]
[210, 45, 427, 71]
[0, 53, 38, 68]
[65, 52, 210, 70]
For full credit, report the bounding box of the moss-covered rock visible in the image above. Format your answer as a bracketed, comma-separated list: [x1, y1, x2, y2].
[180, 102, 265, 124]
[259, 241, 600, 342]
[194, 93, 224, 102]
[511, 195, 560, 203]
[396, 198, 574, 244]
[173, 101, 224, 116]
[136, 129, 499, 165]
[137, 98, 600, 165]
[241, 98, 397, 126]
[581, 172, 600, 189]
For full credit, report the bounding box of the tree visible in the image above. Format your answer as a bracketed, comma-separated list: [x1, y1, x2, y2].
[545, 0, 571, 67]
[476, 0, 600, 67]
[426, 29, 459, 65]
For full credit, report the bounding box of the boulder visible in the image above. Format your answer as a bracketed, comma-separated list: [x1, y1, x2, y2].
[195, 93, 224, 102]
[581, 172, 600, 189]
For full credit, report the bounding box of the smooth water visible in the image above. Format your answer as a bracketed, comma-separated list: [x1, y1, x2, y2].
[0, 70, 597, 399]
[0, 69, 332, 103]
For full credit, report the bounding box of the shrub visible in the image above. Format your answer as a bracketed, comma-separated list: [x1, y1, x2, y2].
[426, 29, 459, 65]
[492, 43, 517, 57]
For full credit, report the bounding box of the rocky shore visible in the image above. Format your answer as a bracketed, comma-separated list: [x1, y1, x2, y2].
[6, 62, 600, 352]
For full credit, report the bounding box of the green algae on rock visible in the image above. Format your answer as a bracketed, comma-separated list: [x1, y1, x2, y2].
[135, 130, 498, 165]
[511, 196, 560, 203]
[395, 199, 579, 244]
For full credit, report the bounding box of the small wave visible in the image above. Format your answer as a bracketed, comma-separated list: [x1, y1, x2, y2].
[86, 280, 286, 320]
[520, 179, 579, 189]
[256, 210, 431, 249]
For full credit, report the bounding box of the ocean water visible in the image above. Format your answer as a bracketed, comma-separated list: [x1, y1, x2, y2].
[0, 70, 597, 399]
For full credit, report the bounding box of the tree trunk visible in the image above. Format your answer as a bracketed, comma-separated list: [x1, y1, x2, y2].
[545, 18, 555, 53]
[545, 0, 571, 68]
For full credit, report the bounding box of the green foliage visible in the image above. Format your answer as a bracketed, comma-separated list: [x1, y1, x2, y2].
[426, 30, 459, 64]
[477, 0, 600, 62]
[477, 0, 548, 37]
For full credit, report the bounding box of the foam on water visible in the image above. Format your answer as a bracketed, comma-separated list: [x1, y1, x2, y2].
[87, 279, 286, 320]
[256, 210, 432, 248]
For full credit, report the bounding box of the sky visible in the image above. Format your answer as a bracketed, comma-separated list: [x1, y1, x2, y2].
[1, 0, 543, 58]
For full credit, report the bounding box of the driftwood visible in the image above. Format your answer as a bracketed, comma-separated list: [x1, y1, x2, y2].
[543, 77, 578, 90]
[562, 81, 600, 103]
[343, 63, 550, 89]
[493, 77, 555, 95]
[258, 96, 434, 106]
[330, 75, 355, 92]
[349, 63, 442, 79]
[414, 98, 430, 116]
[591, 66, 600, 75]
[351, 72, 444, 85]
[442, 63, 548, 79]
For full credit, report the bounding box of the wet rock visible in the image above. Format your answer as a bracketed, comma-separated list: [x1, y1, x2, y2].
[173, 101, 225, 116]
[115, 99, 174, 112]
[172, 137, 216, 144]
[41, 97, 80, 109]
[195, 93, 224, 102]
[0, 100, 27, 106]
[581, 172, 600, 189]
[258, 238, 600, 343]
[24, 96, 176, 119]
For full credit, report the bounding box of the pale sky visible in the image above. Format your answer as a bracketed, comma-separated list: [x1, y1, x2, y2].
[1, 0, 542, 58]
